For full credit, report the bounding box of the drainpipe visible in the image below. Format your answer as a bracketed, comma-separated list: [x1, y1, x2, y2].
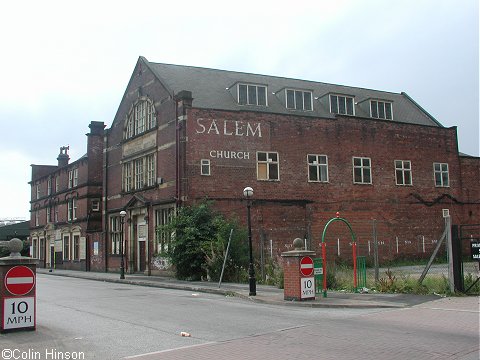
[103, 129, 109, 272]
[175, 94, 180, 208]
[175, 90, 193, 209]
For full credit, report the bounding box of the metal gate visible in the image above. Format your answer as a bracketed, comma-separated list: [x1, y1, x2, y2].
[456, 224, 480, 294]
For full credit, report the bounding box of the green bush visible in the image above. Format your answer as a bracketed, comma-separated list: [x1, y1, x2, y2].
[157, 201, 249, 281]
[262, 260, 284, 289]
[463, 273, 480, 294]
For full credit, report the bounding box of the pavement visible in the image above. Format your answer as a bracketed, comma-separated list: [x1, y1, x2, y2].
[36, 268, 442, 308]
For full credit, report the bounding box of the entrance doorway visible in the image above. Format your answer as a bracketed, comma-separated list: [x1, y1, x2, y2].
[131, 217, 148, 273]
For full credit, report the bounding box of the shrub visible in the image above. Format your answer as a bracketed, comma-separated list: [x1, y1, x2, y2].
[157, 201, 248, 281]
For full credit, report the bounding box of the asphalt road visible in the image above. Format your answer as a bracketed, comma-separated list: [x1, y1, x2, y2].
[0, 274, 478, 360]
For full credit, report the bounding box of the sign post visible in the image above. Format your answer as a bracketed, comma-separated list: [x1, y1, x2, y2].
[0, 238, 38, 333]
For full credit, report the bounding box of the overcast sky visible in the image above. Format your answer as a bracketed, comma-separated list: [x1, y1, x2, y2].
[0, 0, 478, 220]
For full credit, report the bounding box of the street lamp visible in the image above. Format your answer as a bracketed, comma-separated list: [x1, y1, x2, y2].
[119, 210, 126, 279]
[243, 186, 256, 296]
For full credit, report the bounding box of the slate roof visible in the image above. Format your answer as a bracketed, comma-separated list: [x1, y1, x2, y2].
[142, 57, 442, 127]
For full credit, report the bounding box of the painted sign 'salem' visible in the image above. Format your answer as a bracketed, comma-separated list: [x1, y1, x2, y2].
[195, 118, 262, 138]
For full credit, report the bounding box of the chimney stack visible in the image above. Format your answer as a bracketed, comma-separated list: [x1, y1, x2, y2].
[57, 146, 70, 168]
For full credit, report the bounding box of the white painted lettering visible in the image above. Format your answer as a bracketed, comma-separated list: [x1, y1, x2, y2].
[207, 120, 220, 135]
[196, 118, 262, 138]
[235, 121, 244, 136]
[224, 120, 233, 135]
[247, 122, 262, 137]
[196, 118, 206, 134]
[208, 150, 251, 160]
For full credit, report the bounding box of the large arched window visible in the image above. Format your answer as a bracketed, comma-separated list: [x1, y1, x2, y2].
[125, 98, 156, 139]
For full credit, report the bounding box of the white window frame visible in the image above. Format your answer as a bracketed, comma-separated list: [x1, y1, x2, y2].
[63, 235, 71, 260]
[35, 210, 40, 226]
[434, 162, 449, 187]
[201, 159, 211, 176]
[257, 151, 280, 181]
[125, 99, 156, 139]
[68, 198, 77, 221]
[124, 154, 156, 192]
[73, 168, 78, 187]
[353, 157, 372, 184]
[135, 158, 144, 189]
[330, 94, 355, 115]
[307, 154, 329, 182]
[395, 160, 413, 186]
[68, 169, 78, 188]
[124, 162, 133, 192]
[110, 216, 121, 255]
[73, 234, 80, 261]
[238, 84, 268, 106]
[36, 184, 40, 199]
[146, 154, 156, 187]
[92, 200, 100, 212]
[286, 89, 313, 111]
[47, 177, 52, 195]
[32, 238, 38, 259]
[55, 176, 59, 193]
[370, 100, 393, 120]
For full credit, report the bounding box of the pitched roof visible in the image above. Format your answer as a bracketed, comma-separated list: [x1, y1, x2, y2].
[142, 57, 442, 127]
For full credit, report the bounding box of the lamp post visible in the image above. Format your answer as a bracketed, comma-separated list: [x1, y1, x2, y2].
[119, 210, 126, 279]
[243, 186, 256, 296]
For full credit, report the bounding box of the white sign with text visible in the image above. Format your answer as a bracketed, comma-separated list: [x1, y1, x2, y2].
[300, 277, 315, 299]
[3, 297, 35, 330]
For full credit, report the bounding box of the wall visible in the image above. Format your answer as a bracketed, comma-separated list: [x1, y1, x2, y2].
[184, 107, 476, 261]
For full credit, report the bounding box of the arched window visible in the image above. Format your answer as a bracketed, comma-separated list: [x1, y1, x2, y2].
[125, 98, 156, 139]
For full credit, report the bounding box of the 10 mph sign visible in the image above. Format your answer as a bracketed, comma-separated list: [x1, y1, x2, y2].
[1, 265, 36, 332]
[4, 266, 35, 296]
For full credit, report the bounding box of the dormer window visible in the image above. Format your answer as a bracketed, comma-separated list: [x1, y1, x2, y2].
[370, 100, 393, 120]
[330, 94, 354, 115]
[238, 84, 267, 106]
[286, 89, 313, 111]
[125, 98, 156, 139]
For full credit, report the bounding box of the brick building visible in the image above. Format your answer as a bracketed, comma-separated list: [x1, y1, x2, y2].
[30, 57, 479, 274]
[29, 121, 104, 270]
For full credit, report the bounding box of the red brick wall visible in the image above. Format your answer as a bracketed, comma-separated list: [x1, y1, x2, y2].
[183, 108, 478, 262]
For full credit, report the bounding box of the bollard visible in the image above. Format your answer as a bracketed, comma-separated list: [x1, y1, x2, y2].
[0, 238, 38, 333]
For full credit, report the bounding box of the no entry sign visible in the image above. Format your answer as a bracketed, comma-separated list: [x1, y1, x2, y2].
[4, 266, 35, 296]
[300, 256, 314, 277]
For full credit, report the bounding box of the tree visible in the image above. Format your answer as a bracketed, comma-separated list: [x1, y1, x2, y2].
[157, 201, 248, 281]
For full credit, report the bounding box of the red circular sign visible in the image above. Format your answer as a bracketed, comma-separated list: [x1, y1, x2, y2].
[4, 266, 35, 296]
[300, 256, 314, 277]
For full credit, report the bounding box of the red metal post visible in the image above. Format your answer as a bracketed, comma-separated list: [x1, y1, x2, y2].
[322, 241, 327, 298]
[353, 242, 357, 292]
